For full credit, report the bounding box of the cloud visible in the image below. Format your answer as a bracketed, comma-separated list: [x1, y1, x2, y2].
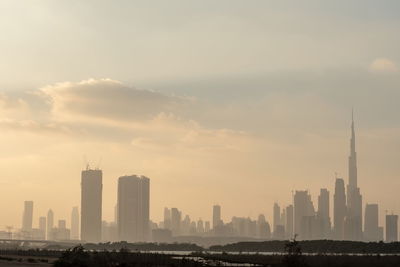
[0, 119, 70, 134]
[369, 58, 398, 73]
[40, 78, 187, 123]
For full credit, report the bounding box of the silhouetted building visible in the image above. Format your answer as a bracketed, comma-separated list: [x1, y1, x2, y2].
[213, 205, 222, 230]
[294, 190, 315, 239]
[364, 204, 380, 241]
[285, 205, 294, 239]
[205, 221, 210, 232]
[386, 214, 398, 242]
[47, 209, 54, 240]
[273, 203, 281, 234]
[22, 201, 33, 233]
[71, 206, 79, 240]
[163, 208, 171, 230]
[117, 175, 150, 242]
[317, 188, 331, 238]
[171, 208, 181, 236]
[81, 168, 103, 243]
[345, 113, 363, 241]
[334, 178, 346, 240]
[38, 216, 46, 240]
[102, 221, 118, 242]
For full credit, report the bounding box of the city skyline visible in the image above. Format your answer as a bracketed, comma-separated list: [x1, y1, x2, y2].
[1, 1, 400, 233]
[2, 114, 398, 244]
[1, 114, 399, 232]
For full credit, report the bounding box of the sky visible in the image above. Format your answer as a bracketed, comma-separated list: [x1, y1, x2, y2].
[0, 0, 400, 229]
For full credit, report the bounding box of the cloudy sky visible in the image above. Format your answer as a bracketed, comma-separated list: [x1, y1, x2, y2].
[0, 0, 400, 228]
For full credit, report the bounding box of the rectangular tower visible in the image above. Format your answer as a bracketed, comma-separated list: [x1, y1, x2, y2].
[386, 214, 398, 242]
[81, 168, 103, 242]
[213, 205, 222, 230]
[364, 204, 379, 241]
[22, 201, 34, 232]
[71, 206, 80, 240]
[117, 175, 150, 242]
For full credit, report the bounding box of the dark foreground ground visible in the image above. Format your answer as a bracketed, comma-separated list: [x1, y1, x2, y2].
[1, 249, 400, 267]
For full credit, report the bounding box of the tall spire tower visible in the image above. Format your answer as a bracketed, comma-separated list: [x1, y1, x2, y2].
[344, 109, 363, 241]
[348, 109, 358, 190]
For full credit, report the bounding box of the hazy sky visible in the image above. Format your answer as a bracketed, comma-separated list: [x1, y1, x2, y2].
[1, 1, 400, 228]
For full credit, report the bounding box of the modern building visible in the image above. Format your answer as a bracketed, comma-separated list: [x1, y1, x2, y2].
[385, 214, 398, 242]
[117, 175, 150, 242]
[22, 201, 34, 233]
[285, 205, 294, 239]
[71, 206, 79, 240]
[273, 203, 281, 235]
[81, 168, 103, 243]
[345, 113, 363, 241]
[364, 204, 379, 241]
[38, 216, 46, 240]
[212, 205, 222, 230]
[334, 178, 346, 240]
[317, 188, 331, 238]
[171, 208, 181, 236]
[163, 208, 171, 230]
[294, 190, 315, 239]
[47, 209, 54, 240]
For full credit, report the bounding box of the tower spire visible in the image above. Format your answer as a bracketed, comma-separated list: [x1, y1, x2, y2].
[348, 109, 357, 189]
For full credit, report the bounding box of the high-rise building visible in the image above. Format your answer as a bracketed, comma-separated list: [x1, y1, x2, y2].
[294, 191, 315, 239]
[71, 207, 79, 240]
[213, 205, 222, 229]
[334, 178, 346, 240]
[205, 221, 210, 232]
[22, 201, 33, 232]
[39, 216, 46, 240]
[81, 168, 103, 243]
[385, 214, 398, 242]
[117, 175, 150, 242]
[364, 204, 379, 241]
[163, 208, 171, 230]
[47, 209, 54, 240]
[273, 203, 281, 234]
[317, 188, 331, 238]
[345, 113, 363, 241]
[171, 208, 181, 236]
[285, 205, 294, 239]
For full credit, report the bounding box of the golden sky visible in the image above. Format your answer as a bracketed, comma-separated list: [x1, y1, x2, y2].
[0, 1, 400, 229]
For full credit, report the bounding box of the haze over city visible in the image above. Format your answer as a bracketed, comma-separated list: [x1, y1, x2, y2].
[1, 0, 400, 244]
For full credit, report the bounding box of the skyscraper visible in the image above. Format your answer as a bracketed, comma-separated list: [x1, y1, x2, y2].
[47, 209, 54, 240]
[334, 178, 346, 240]
[285, 205, 294, 239]
[317, 188, 331, 238]
[117, 175, 150, 242]
[22, 201, 33, 233]
[364, 204, 379, 241]
[294, 190, 314, 239]
[71, 206, 79, 240]
[385, 214, 398, 242]
[213, 205, 222, 229]
[81, 168, 103, 243]
[345, 113, 363, 241]
[171, 208, 181, 236]
[163, 208, 171, 230]
[39, 216, 46, 240]
[273, 203, 281, 234]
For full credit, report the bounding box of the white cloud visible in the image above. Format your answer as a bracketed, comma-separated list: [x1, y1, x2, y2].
[369, 58, 398, 73]
[40, 78, 187, 123]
